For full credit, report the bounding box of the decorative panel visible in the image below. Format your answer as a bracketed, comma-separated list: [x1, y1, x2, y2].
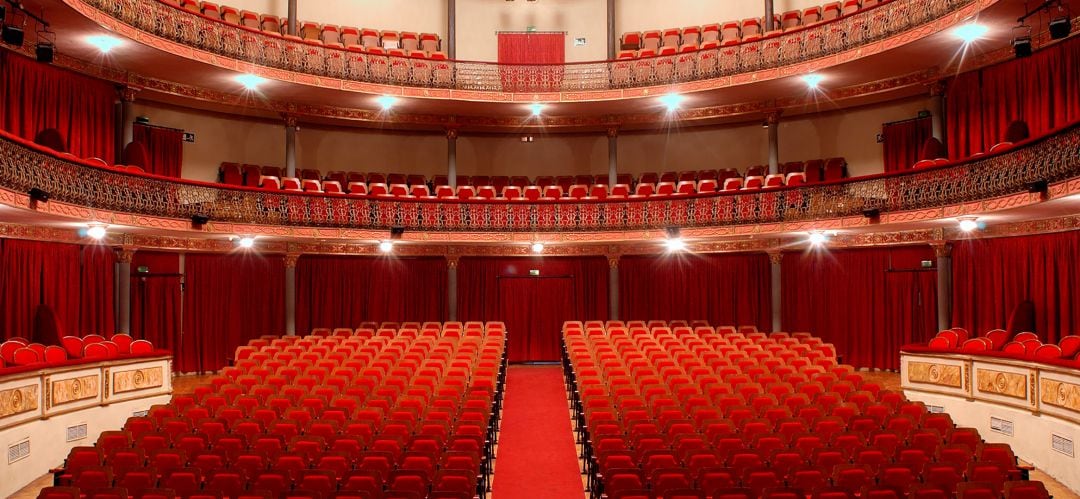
[49, 375, 101, 407]
[907, 361, 963, 388]
[112, 367, 164, 394]
[975, 368, 1028, 399]
[1041, 378, 1080, 413]
[0, 385, 39, 418]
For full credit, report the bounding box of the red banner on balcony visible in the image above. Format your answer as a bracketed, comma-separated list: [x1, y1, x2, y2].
[497, 32, 565, 92]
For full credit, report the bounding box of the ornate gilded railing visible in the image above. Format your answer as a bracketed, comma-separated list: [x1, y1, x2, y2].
[79, 0, 973, 93]
[1, 125, 1078, 232]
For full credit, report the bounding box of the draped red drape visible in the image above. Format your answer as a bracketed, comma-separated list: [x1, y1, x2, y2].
[182, 253, 285, 373]
[951, 230, 1080, 344]
[497, 32, 565, 64]
[782, 246, 938, 370]
[618, 253, 772, 330]
[0, 52, 116, 160]
[882, 117, 933, 171]
[295, 255, 448, 333]
[130, 252, 182, 365]
[0, 239, 114, 340]
[457, 256, 608, 362]
[132, 124, 184, 177]
[945, 36, 1080, 159]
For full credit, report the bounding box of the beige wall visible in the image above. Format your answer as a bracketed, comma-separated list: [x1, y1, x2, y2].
[223, 0, 448, 39]
[615, 0, 824, 35]
[454, 0, 607, 62]
[296, 126, 447, 178]
[457, 133, 608, 177]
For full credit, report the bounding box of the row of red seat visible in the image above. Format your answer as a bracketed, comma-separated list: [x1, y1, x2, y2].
[49, 323, 506, 499]
[563, 322, 1048, 499]
[0, 335, 155, 370]
[926, 328, 1080, 363]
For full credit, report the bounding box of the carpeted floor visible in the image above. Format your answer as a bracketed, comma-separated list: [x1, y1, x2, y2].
[491, 365, 586, 499]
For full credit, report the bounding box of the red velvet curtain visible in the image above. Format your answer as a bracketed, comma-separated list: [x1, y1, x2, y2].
[182, 253, 285, 373]
[497, 32, 565, 92]
[882, 117, 932, 171]
[951, 230, 1080, 344]
[295, 255, 448, 333]
[132, 124, 184, 177]
[618, 253, 772, 330]
[457, 256, 609, 362]
[945, 36, 1080, 159]
[0, 239, 112, 340]
[130, 252, 182, 365]
[782, 246, 938, 370]
[0, 52, 116, 160]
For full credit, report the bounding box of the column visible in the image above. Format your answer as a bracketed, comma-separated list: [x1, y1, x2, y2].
[608, 255, 620, 321]
[447, 127, 459, 189]
[767, 249, 782, 332]
[606, 0, 617, 59]
[766, 111, 781, 175]
[115, 247, 136, 334]
[284, 253, 299, 336]
[447, 256, 459, 321]
[607, 127, 618, 186]
[119, 86, 139, 161]
[286, 0, 298, 36]
[447, 0, 457, 59]
[764, 0, 776, 31]
[932, 242, 952, 331]
[928, 80, 946, 144]
[284, 115, 298, 178]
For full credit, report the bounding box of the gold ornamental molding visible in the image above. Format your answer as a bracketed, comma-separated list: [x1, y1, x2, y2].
[0, 384, 39, 418]
[907, 361, 963, 388]
[112, 366, 165, 394]
[48, 375, 101, 408]
[975, 368, 1028, 399]
[1040, 378, 1080, 413]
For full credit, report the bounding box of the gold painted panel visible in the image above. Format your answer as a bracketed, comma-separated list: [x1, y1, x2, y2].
[0, 385, 39, 417]
[908, 361, 963, 388]
[975, 369, 1027, 399]
[112, 367, 164, 394]
[51, 375, 101, 406]
[1040, 378, 1080, 412]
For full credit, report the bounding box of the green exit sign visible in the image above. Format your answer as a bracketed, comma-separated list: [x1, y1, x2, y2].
[529, 269, 540, 276]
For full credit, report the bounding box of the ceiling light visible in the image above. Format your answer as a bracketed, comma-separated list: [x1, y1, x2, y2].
[236, 73, 268, 90]
[664, 238, 687, 252]
[87, 35, 122, 53]
[953, 23, 988, 44]
[530, 103, 544, 116]
[958, 217, 979, 232]
[808, 232, 828, 245]
[659, 93, 685, 112]
[237, 236, 255, 248]
[531, 242, 545, 253]
[86, 224, 107, 240]
[377, 95, 398, 110]
[379, 240, 394, 253]
[801, 73, 825, 89]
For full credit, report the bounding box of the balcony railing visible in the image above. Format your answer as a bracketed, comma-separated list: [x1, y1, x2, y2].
[1, 124, 1077, 232]
[79, 0, 974, 93]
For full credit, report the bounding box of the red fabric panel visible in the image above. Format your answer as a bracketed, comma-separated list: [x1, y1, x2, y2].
[946, 36, 1080, 158]
[781, 246, 938, 369]
[951, 230, 1080, 344]
[618, 253, 772, 330]
[0, 52, 116, 160]
[497, 33, 565, 64]
[132, 124, 184, 177]
[130, 252, 182, 365]
[882, 117, 932, 172]
[79, 245, 116, 335]
[295, 255, 448, 333]
[182, 253, 285, 373]
[457, 256, 609, 362]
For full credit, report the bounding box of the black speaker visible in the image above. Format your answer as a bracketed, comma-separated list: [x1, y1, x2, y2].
[28, 187, 50, 202]
[389, 226, 406, 239]
[862, 208, 881, 223]
[1013, 36, 1032, 58]
[664, 226, 681, 239]
[0, 6, 6, 23]
[191, 214, 210, 227]
[1027, 180, 1049, 194]
[1, 25, 24, 46]
[35, 42, 53, 63]
[1049, 17, 1071, 40]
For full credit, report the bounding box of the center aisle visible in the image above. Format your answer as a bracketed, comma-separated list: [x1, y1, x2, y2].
[492, 365, 586, 499]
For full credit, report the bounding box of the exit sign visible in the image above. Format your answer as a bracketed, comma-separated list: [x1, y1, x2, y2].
[529, 269, 540, 276]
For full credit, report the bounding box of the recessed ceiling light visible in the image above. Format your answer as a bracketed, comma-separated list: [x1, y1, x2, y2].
[87, 35, 122, 53]
[530, 103, 544, 116]
[377, 95, 398, 110]
[659, 93, 685, 112]
[531, 242, 545, 253]
[664, 238, 687, 252]
[86, 224, 107, 240]
[379, 240, 394, 253]
[953, 23, 989, 44]
[958, 217, 979, 232]
[808, 231, 828, 245]
[236, 73, 268, 90]
[237, 236, 255, 248]
[801, 73, 825, 89]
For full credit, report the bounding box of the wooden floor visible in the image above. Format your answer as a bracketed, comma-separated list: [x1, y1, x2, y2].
[9, 372, 1079, 499]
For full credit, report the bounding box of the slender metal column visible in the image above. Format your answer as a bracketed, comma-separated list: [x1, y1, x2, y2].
[607, 0, 616, 59]
[284, 115, 298, 178]
[287, 0, 298, 36]
[933, 242, 953, 331]
[285, 253, 299, 336]
[765, 0, 776, 31]
[608, 255, 620, 320]
[447, 257, 459, 321]
[447, 128, 459, 189]
[447, 0, 456, 59]
[119, 87, 139, 163]
[928, 80, 946, 144]
[766, 111, 781, 175]
[768, 250, 782, 332]
[607, 127, 618, 186]
[115, 247, 136, 334]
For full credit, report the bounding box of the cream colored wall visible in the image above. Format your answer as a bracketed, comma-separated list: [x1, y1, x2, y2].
[618, 123, 769, 175]
[454, 0, 607, 62]
[296, 126, 446, 178]
[457, 133, 608, 177]
[615, 0, 825, 34]
[222, 0, 448, 39]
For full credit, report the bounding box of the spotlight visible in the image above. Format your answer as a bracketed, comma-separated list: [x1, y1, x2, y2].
[801, 73, 825, 89]
[377, 95, 398, 110]
[664, 238, 687, 252]
[86, 35, 122, 53]
[28, 187, 50, 202]
[236, 73, 268, 90]
[529, 103, 544, 116]
[237, 236, 255, 248]
[659, 93, 684, 112]
[953, 23, 988, 44]
[808, 232, 827, 245]
[379, 240, 394, 253]
[35, 42, 53, 63]
[531, 242, 545, 254]
[86, 224, 108, 240]
[1012, 36, 1032, 58]
[957, 217, 979, 232]
[1049, 15, 1071, 40]
[1, 25, 24, 46]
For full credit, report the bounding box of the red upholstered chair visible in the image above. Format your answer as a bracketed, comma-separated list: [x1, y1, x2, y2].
[1003, 480, 1050, 499]
[44, 345, 68, 363]
[1032, 344, 1062, 360]
[131, 339, 154, 355]
[61, 336, 84, 358]
[1, 340, 25, 363]
[123, 141, 151, 169]
[34, 128, 68, 152]
[13, 347, 42, 365]
[38, 488, 82, 499]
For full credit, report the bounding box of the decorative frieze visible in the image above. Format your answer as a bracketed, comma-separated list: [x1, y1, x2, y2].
[907, 362, 962, 388]
[975, 369, 1027, 399]
[0, 385, 39, 418]
[48, 375, 101, 407]
[112, 367, 165, 394]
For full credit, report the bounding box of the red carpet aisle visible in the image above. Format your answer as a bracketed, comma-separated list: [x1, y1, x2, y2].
[492, 365, 586, 499]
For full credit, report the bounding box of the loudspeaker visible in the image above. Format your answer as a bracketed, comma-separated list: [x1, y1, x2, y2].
[389, 226, 406, 239]
[0, 6, 6, 23]
[1013, 36, 1032, 58]
[1027, 180, 1049, 195]
[1, 25, 24, 46]
[191, 214, 210, 227]
[664, 226, 681, 239]
[28, 187, 50, 202]
[35, 42, 53, 63]
[1049, 17, 1071, 39]
[862, 208, 881, 223]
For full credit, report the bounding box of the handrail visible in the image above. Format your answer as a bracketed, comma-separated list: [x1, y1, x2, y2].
[78, 0, 975, 93]
[1, 123, 1077, 232]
